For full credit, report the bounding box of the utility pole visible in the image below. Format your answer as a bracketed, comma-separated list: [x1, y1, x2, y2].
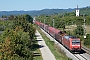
[53, 19, 54, 28]
[44, 19, 45, 30]
[53, 18, 55, 38]
[44, 19, 45, 24]
[63, 15, 65, 31]
[83, 14, 86, 39]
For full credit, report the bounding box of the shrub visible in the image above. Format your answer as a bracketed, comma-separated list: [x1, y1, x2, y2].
[84, 34, 90, 45]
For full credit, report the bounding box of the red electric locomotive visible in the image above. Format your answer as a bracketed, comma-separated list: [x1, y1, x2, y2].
[62, 35, 81, 52]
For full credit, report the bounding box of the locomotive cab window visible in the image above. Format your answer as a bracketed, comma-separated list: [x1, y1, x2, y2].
[72, 40, 80, 45]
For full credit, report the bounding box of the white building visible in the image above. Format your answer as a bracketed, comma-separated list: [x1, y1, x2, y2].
[76, 5, 79, 16]
[33, 17, 36, 23]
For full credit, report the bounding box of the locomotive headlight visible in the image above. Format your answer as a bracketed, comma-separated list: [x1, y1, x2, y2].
[72, 45, 80, 46]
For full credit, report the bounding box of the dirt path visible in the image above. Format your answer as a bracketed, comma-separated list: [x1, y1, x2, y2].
[35, 30, 56, 60]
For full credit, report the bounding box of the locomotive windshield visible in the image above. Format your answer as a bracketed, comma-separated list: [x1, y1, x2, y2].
[72, 40, 80, 45]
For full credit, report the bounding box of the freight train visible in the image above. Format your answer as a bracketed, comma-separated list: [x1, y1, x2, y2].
[35, 20, 81, 52]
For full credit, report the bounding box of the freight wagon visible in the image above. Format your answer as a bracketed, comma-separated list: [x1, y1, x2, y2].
[35, 20, 81, 52]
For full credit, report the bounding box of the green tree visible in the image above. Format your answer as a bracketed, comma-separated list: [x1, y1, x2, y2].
[74, 25, 84, 35]
[84, 34, 90, 45]
[2, 15, 7, 18]
[0, 27, 34, 60]
[8, 15, 14, 20]
[25, 14, 33, 23]
[0, 15, 35, 60]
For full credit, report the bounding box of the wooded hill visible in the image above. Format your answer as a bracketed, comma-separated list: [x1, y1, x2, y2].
[0, 9, 75, 17]
[0, 6, 90, 17]
[80, 6, 90, 15]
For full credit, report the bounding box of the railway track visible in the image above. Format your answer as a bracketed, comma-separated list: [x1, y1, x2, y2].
[74, 54, 88, 60]
[39, 27, 90, 60]
[82, 46, 90, 55]
[73, 46, 90, 60]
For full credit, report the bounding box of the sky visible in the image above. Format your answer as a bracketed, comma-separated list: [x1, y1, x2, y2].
[0, 0, 90, 11]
